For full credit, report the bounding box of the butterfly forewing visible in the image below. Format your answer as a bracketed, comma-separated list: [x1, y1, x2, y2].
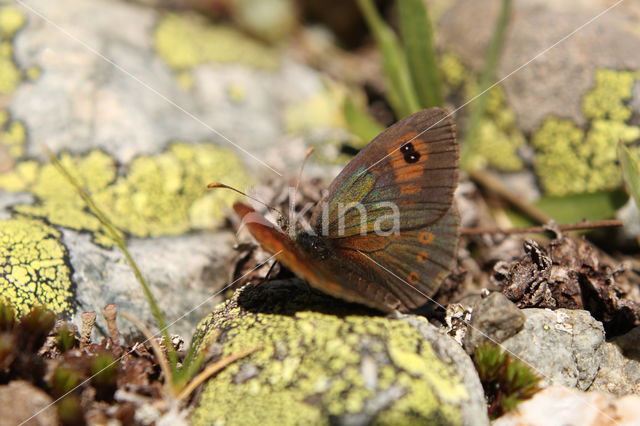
[316, 108, 458, 238]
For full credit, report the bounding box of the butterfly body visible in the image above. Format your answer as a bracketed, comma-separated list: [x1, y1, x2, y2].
[235, 108, 460, 313]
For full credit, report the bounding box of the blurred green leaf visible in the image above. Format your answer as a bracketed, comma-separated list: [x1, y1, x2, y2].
[619, 142, 640, 208]
[535, 190, 628, 224]
[397, 0, 443, 108]
[506, 190, 628, 228]
[462, 0, 512, 169]
[344, 97, 385, 145]
[356, 0, 420, 118]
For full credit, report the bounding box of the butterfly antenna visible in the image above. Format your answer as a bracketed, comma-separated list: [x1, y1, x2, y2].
[207, 183, 283, 216]
[292, 147, 315, 208]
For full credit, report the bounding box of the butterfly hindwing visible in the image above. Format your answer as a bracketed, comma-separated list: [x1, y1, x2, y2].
[316, 108, 458, 238]
[331, 207, 460, 310]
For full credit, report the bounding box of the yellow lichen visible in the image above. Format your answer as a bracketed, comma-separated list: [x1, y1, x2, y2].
[4, 144, 249, 246]
[0, 7, 25, 95]
[284, 79, 348, 135]
[0, 217, 74, 317]
[153, 13, 278, 72]
[191, 306, 468, 425]
[582, 70, 637, 121]
[532, 69, 640, 196]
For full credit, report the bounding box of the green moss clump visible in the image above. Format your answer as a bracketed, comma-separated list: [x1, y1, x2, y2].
[473, 343, 541, 419]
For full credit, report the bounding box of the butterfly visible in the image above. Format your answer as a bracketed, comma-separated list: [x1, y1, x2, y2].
[233, 108, 460, 313]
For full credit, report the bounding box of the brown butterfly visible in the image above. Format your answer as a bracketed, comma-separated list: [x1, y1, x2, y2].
[233, 108, 459, 313]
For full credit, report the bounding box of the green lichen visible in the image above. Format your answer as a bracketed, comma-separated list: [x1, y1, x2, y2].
[191, 305, 468, 425]
[154, 13, 278, 74]
[0, 6, 25, 95]
[532, 69, 640, 196]
[2, 144, 249, 246]
[0, 217, 74, 317]
[0, 110, 26, 158]
[440, 52, 525, 172]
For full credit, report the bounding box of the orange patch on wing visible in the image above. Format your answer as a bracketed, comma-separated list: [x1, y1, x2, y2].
[417, 252, 429, 262]
[335, 234, 390, 252]
[401, 183, 422, 194]
[387, 133, 429, 184]
[407, 271, 420, 285]
[418, 232, 435, 245]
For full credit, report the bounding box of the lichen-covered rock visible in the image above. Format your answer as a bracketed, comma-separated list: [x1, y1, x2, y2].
[499, 309, 605, 390]
[438, 0, 640, 197]
[0, 0, 348, 338]
[191, 280, 489, 426]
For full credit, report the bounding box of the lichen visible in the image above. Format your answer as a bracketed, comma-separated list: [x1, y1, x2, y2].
[0, 6, 25, 95]
[0, 217, 74, 317]
[440, 52, 525, 172]
[153, 13, 278, 74]
[191, 306, 468, 425]
[532, 69, 640, 196]
[3, 144, 250, 246]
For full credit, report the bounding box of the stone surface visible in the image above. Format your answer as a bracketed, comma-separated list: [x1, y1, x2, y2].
[464, 292, 525, 354]
[591, 326, 640, 396]
[499, 308, 605, 390]
[0, 0, 347, 338]
[493, 386, 640, 426]
[191, 280, 489, 426]
[0, 380, 58, 426]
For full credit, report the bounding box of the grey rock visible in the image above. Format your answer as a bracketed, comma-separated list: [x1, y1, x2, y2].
[591, 326, 640, 396]
[464, 292, 525, 354]
[62, 228, 236, 341]
[500, 308, 605, 390]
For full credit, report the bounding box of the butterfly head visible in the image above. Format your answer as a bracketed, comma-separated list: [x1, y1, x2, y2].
[295, 231, 330, 261]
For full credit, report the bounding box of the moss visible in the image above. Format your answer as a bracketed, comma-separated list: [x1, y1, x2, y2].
[153, 13, 278, 73]
[191, 301, 468, 425]
[532, 69, 640, 196]
[3, 144, 249, 246]
[0, 217, 74, 317]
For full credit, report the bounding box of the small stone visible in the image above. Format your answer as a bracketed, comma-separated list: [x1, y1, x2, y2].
[499, 309, 605, 390]
[493, 386, 640, 426]
[464, 292, 525, 354]
[0, 380, 58, 426]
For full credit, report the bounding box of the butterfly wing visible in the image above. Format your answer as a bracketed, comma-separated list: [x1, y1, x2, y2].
[233, 202, 403, 312]
[315, 108, 458, 237]
[330, 206, 460, 311]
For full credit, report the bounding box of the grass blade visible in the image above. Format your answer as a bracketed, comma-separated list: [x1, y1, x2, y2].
[344, 96, 385, 145]
[45, 148, 178, 370]
[356, 0, 420, 118]
[619, 142, 640, 208]
[462, 0, 513, 169]
[397, 0, 443, 108]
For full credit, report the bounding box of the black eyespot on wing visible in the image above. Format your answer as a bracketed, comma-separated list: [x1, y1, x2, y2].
[404, 152, 420, 163]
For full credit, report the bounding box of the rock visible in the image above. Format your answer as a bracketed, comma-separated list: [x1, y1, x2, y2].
[464, 292, 525, 355]
[493, 386, 640, 426]
[0, 0, 349, 338]
[438, 0, 640, 197]
[0, 380, 58, 426]
[190, 280, 489, 426]
[500, 309, 604, 390]
[590, 326, 640, 396]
